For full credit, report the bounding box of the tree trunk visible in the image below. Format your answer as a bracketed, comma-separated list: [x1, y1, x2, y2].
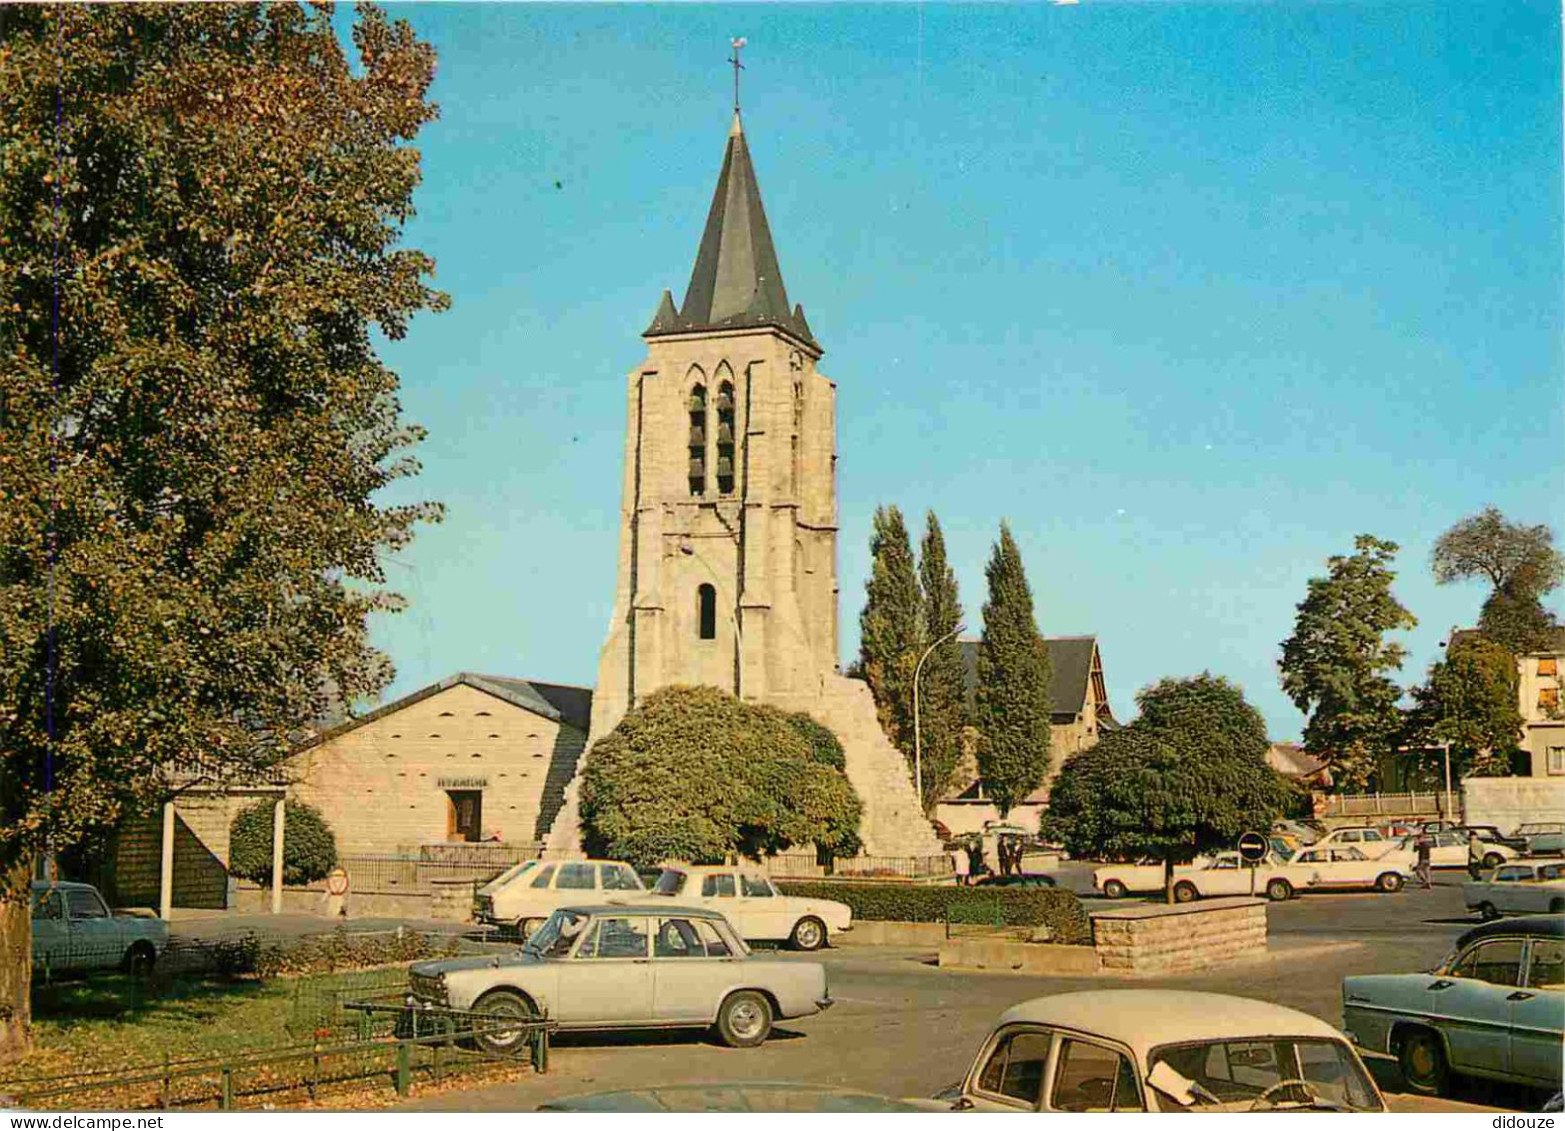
[1163, 858, 1176, 905]
[0, 856, 33, 1062]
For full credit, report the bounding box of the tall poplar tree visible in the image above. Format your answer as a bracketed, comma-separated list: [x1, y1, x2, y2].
[0, 4, 446, 1058]
[916, 512, 966, 813]
[858, 506, 922, 769]
[1278, 535, 1416, 791]
[973, 523, 1052, 816]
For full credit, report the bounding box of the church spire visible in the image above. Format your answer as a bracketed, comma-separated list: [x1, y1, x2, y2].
[645, 100, 818, 349]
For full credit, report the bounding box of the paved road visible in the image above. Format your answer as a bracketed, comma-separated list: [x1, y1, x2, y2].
[395, 883, 1549, 1113]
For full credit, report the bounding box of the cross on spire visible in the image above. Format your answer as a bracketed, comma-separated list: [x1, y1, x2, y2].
[729, 37, 746, 114]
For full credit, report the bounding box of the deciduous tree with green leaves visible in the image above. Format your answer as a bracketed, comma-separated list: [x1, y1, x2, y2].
[1406, 636, 1523, 779]
[1045, 674, 1290, 902]
[973, 523, 1052, 817]
[0, 4, 445, 1058]
[915, 511, 966, 813]
[858, 505, 923, 771]
[1278, 535, 1416, 791]
[579, 687, 862, 869]
[1432, 507, 1564, 656]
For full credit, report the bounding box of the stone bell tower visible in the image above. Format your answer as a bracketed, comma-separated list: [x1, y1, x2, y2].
[545, 111, 942, 859]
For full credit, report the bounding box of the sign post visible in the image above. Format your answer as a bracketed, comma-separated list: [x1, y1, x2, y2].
[1238, 831, 1268, 898]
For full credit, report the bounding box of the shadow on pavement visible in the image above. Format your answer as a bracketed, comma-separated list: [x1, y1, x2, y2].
[1366, 1055, 1551, 1112]
[553, 1027, 807, 1051]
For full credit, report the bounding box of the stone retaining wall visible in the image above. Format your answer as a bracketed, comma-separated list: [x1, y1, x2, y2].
[938, 939, 1101, 975]
[1090, 897, 1267, 975]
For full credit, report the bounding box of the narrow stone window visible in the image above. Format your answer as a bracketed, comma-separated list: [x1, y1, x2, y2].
[688, 384, 707, 496]
[716, 381, 735, 495]
[698, 583, 717, 640]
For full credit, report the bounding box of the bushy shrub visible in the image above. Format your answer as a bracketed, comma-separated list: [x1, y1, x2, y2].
[229, 800, 338, 886]
[780, 710, 846, 771]
[776, 881, 1092, 945]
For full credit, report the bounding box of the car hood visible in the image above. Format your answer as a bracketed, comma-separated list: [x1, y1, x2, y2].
[411, 951, 532, 977]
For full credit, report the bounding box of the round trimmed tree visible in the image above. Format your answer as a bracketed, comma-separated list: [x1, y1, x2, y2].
[580, 686, 862, 869]
[229, 801, 338, 887]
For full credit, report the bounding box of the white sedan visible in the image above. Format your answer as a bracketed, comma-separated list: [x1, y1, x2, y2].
[924, 990, 1387, 1112]
[651, 865, 851, 950]
[1286, 846, 1412, 893]
[1383, 832, 1519, 871]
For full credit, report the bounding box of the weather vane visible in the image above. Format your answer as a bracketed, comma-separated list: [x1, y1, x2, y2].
[730, 37, 747, 114]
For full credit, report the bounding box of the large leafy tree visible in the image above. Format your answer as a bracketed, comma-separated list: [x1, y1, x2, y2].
[915, 511, 966, 813]
[0, 4, 445, 1057]
[973, 523, 1052, 816]
[1278, 535, 1416, 791]
[1433, 507, 1563, 654]
[1045, 674, 1289, 902]
[1406, 636, 1523, 779]
[858, 505, 922, 769]
[579, 687, 862, 869]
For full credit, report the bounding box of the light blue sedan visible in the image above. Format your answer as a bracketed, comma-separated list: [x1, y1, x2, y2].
[1342, 915, 1563, 1097]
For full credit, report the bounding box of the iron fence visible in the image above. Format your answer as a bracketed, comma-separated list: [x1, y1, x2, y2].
[1317, 791, 1459, 820]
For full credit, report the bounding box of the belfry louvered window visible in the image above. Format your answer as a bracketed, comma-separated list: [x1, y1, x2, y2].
[716, 381, 736, 495]
[688, 384, 707, 496]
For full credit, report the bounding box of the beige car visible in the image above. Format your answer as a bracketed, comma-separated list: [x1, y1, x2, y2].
[474, 858, 646, 937]
[926, 990, 1387, 1112]
[651, 865, 851, 950]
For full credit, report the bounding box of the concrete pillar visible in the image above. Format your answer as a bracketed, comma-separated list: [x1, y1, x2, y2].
[270, 796, 285, 915]
[158, 801, 175, 920]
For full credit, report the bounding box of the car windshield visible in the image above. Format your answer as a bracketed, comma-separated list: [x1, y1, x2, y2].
[1148, 1039, 1379, 1112]
[526, 910, 591, 958]
[654, 870, 686, 896]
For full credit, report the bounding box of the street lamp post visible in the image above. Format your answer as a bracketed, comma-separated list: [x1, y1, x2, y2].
[913, 622, 967, 810]
[1442, 742, 1454, 823]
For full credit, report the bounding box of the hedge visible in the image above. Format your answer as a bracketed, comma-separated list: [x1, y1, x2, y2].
[776, 881, 1092, 945]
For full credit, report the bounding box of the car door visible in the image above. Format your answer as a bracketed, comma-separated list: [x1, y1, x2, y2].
[1508, 937, 1564, 1087]
[64, 887, 120, 970]
[737, 874, 793, 939]
[1432, 937, 1526, 1077]
[1044, 1034, 1147, 1112]
[551, 915, 655, 1025]
[30, 888, 69, 971]
[1487, 866, 1528, 913]
[699, 871, 747, 936]
[651, 916, 726, 1022]
[962, 1025, 1056, 1111]
[553, 861, 597, 909]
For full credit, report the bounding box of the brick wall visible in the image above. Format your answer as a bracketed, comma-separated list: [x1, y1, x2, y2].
[1091, 898, 1268, 975]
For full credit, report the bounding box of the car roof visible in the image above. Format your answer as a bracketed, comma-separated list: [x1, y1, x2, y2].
[995, 991, 1345, 1053]
[30, 880, 96, 892]
[1457, 914, 1565, 949]
[556, 902, 727, 920]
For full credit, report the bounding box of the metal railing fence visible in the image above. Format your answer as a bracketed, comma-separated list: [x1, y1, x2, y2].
[761, 853, 955, 883]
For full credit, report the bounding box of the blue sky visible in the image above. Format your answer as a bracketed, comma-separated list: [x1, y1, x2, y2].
[364, 1, 1563, 740]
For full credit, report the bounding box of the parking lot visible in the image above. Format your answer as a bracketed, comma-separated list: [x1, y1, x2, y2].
[396, 876, 1550, 1113]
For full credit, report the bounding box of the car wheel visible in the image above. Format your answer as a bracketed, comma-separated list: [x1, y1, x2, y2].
[1102, 880, 1127, 900]
[790, 916, 826, 952]
[121, 942, 157, 978]
[1483, 853, 1505, 870]
[1172, 881, 1198, 904]
[1265, 878, 1293, 902]
[516, 917, 545, 941]
[1376, 872, 1404, 893]
[472, 990, 538, 1056]
[715, 990, 773, 1048]
[1478, 902, 1500, 921]
[1397, 1028, 1449, 1097]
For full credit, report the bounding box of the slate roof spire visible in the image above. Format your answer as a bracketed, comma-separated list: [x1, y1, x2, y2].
[645, 112, 818, 350]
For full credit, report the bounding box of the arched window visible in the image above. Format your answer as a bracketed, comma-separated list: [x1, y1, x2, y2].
[716, 380, 735, 495]
[697, 584, 717, 640]
[687, 383, 707, 496]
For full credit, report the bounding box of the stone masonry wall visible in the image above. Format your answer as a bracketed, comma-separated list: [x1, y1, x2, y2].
[1091, 898, 1268, 975]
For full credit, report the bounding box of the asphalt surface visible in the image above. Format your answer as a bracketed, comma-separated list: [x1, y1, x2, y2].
[388, 877, 1553, 1113]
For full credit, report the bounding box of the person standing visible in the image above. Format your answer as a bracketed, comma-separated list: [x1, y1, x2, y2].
[1414, 834, 1434, 890]
[952, 846, 971, 887]
[1467, 831, 1485, 880]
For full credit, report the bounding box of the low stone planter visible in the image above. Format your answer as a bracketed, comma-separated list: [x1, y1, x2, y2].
[835, 921, 949, 947]
[1090, 896, 1268, 975]
[938, 939, 1101, 975]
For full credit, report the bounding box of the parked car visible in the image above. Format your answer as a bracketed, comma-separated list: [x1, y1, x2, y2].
[1284, 845, 1411, 893]
[408, 904, 831, 1051]
[472, 858, 646, 937]
[536, 1084, 928, 1112]
[1463, 862, 1565, 920]
[650, 864, 851, 950]
[1342, 915, 1564, 1096]
[1518, 823, 1565, 857]
[30, 881, 168, 976]
[925, 990, 1386, 1112]
[1164, 853, 1307, 903]
[1384, 831, 1518, 871]
[1308, 826, 1399, 858]
[1459, 824, 1530, 853]
[1093, 859, 1171, 899]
